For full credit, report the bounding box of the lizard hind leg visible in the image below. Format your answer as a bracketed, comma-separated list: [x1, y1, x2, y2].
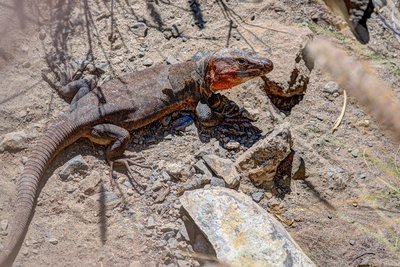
[89, 124, 149, 194]
[42, 63, 96, 110]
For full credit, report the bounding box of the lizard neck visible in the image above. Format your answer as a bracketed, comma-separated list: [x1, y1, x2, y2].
[191, 52, 213, 100]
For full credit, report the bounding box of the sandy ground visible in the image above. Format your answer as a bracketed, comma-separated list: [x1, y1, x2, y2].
[0, 0, 399, 266]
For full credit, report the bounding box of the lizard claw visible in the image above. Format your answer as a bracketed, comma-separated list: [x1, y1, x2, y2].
[110, 158, 151, 195]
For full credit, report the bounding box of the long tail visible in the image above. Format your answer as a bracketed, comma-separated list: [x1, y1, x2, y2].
[0, 117, 80, 267]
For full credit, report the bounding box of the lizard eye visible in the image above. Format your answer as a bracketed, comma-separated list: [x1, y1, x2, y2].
[238, 58, 246, 64]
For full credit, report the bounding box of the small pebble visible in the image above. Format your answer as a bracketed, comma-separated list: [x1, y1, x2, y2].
[349, 239, 355, 246]
[323, 81, 339, 94]
[143, 58, 153, 67]
[166, 55, 178, 65]
[22, 62, 31, 68]
[38, 29, 46, 40]
[1, 220, 8, 231]
[359, 258, 370, 267]
[224, 141, 240, 150]
[147, 216, 156, 229]
[359, 174, 367, 179]
[48, 238, 58, 245]
[127, 188, 134, 196]
[252, 191, 264, 203]
[336, 167, 345, 173]
[130, 22, 148, 37]
[351, 149, 360, 158]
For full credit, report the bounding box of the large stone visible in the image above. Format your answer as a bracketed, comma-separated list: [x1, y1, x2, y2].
[235, 125, 292, 187]
[261, 24, 313, 97]
[202, 154, 240, 188]
[180, 188, 315, 267]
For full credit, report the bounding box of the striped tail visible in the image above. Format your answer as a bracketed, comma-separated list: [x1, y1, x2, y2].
[0, 117, 80, 267]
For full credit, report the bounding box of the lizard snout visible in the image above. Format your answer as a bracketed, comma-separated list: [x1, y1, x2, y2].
[261, 58, 274, 74]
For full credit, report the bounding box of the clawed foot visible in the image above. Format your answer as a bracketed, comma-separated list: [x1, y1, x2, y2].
[110, 157, 151, 195]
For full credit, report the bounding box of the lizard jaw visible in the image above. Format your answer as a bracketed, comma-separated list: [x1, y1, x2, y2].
[206, 49, 273, 91]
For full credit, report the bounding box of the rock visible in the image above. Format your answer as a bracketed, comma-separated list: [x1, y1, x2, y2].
[130, 22, 148, 37]
[151, 180, 164, 191]
[59, 155, 89, 180]
[202, 155, 240, 188]
[164, 161, 186, 180]
[171, 24, 180, 38]
[64, 184, 77, 193]
[193, 159, 213, 178]
[161, 171, 172, 181]
[323, 81, 340, 94]
[210, 177, 225, 187]
[351, 149, 360, 158]
[224, 141, 240, 150]
[291, 153, 306, 180]
[357, 119, 370, 127]
[358, 258, 370, 267]
[160, 222, 176, 233]
[48, 238, 58, 245]
[79, 170, 101, 195]
[22, 62, 31, 68]
[262, 22, 313, 109]
[1, 220, 8, 231]
[146, 216, 157, 229]
[177, 219, 190, 242]
[38, 29, 46, 40]
[127, 188, 134, 196]
[89, 191, 121, 209]
[336, 167, 345, 173]
[143, 58, 153, 67]
[167, 237, 178, 249]
[166, 55, 178, 65]
[177, 260, 191, 267]
[235, 125, 293, 186]
[251, 190, 264, 202]
[180, 188, 316, 267]
[0, 131, 28, 152]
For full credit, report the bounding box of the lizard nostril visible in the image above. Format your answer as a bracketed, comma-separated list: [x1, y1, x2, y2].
[264, 60, 273, 71]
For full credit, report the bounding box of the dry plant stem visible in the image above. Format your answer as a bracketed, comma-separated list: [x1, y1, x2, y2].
[332, 90, 348, 132]
[307, 39, 400, 143]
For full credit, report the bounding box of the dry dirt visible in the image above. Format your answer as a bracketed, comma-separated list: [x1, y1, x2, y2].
[0, 0, 399, 266]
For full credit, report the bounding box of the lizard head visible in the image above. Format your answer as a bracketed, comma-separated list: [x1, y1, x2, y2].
[205, 48, 273, 91]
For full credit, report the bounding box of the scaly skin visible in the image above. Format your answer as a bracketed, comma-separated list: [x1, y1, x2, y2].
[0, 48, 273, 266]
[322, 0, 387, 44]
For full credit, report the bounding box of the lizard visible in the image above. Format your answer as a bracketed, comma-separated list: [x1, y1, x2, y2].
[0, 48, 273, 266]
[321, 0, 387, 44]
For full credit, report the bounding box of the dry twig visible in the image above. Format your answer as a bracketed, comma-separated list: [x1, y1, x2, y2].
[306, 39, 400, 143]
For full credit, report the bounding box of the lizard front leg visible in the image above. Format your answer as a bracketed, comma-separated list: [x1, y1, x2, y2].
[195, 93, 255, 128]
[87, 124, 148, 193]
[207, 93, 255, 121]
[42, 68, 96, 110]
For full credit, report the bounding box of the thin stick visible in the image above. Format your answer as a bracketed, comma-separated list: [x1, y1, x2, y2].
[332, 90, 347, 132]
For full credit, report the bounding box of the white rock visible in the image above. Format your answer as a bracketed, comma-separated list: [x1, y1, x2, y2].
[180, 188, 316, 267]
[0, 131, 28, 152]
